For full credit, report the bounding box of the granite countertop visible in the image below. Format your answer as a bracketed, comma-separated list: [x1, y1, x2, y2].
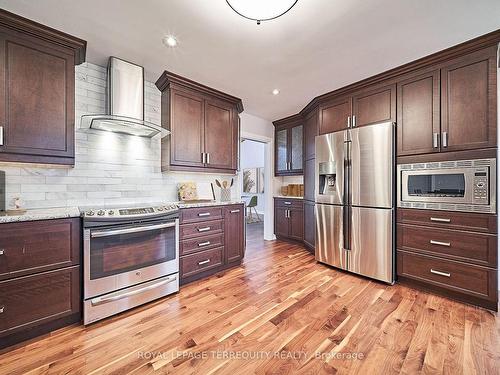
[274, 195, 304, 200]
[177, 200, 244, 209]
[0, 207, 81, 224]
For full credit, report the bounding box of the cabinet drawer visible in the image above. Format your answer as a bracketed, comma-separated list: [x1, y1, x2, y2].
[397, 251, 497, 301]
[180, 233, 224, 256]
[0, 266, 81, 337]
[0, 218, 81, 281]
[397, 208, 497, 234]
[179, 219, 223, 240]
[274, 198, 304, 209]
[180, 207, 223, 224]
[397, 224, 497, 267]
[181, 247, 223, 278]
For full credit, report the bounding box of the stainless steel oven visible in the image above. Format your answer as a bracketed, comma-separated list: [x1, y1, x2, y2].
[398, 158, 496, 213]
[82, 204, 179, 324]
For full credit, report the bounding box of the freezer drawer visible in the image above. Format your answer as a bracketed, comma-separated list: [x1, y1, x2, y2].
[350, 122, 394, 208]
[349, 207, 394, 283]
[315, 204, 347, 269]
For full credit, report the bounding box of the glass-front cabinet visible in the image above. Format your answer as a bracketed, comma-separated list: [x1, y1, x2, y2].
[274, 115, 304, 176]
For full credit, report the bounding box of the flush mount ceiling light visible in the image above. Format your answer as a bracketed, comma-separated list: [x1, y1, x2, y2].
[226, 0, 298, 25]
[162, 35, 178, 47]
[272, 89, 280, 95]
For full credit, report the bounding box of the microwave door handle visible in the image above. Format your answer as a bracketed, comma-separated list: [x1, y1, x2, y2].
[91, 222, 176, 238]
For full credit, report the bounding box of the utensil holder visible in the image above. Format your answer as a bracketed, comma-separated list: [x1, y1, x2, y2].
[220, 188, 231, 202]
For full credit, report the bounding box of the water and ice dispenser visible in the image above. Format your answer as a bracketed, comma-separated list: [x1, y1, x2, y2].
[318, 161, 337, 196]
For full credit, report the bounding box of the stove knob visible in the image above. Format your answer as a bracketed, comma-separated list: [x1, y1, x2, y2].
[86, 210, 95, 216]
[157, 207, 164, 211]
[108, 210, 115, 215]
[97, 210, 105, 216]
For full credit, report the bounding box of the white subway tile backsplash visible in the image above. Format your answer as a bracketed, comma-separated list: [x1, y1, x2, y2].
[0, 62, 238, 210]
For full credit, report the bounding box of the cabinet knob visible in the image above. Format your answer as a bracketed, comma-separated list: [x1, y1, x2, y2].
[0, 249, 4, 256]
[0, 306, 4, 314]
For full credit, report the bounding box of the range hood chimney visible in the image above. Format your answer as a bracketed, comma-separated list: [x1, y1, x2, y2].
[81, 57, 169, 138]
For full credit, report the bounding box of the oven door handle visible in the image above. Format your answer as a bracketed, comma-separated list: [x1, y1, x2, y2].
[91, 222, 176, 238]
[90, 276, 177, 306]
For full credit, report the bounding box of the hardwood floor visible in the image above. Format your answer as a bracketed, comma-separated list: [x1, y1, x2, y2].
[0, 237, 498, 374]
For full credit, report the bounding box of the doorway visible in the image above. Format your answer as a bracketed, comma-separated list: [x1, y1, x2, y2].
[239, 134, 273, 244]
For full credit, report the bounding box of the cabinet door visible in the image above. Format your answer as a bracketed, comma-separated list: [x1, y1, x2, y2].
[319, 96, 351, 135]
[0, 266, 80, 337]
[0, 31, 75, 163]
[204, 98, 236, 170]
[170, 89, 205, 168]
[288, 208, 304, 241]
[289, 124, 303, 172]
[224, 205, 245, 263]
[441, 47, 497, 152]
[397, 70, 440, 156]
[303, 201, 316, 252]
[352, 84, 396, 128]
[275, 127, 289, 174]
[274, 207, 289, 238]
[304, 109, 318, 160]
[304, 158, 315, 201]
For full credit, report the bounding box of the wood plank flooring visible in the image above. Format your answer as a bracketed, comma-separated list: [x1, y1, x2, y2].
[0, 227, 498, 374]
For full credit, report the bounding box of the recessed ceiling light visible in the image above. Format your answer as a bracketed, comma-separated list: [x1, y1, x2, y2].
[162, 35, 178, 47]
[272, 89, 280, 95]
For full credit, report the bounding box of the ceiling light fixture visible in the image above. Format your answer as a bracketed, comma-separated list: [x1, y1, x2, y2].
[162, 35, 178, 47]
[272, 89, 280, 95]
[226, 0, 298, 25]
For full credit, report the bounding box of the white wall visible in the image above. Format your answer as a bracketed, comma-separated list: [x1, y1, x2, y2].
[240, 139, 265, 214]
[0, 63, 238, 209]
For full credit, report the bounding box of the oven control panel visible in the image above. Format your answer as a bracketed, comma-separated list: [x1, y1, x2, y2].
[83, 204, 178, 218]
[473, 169, 489, 204]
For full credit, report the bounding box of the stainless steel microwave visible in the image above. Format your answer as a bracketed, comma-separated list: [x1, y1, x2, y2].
[397, 158, 496, 213]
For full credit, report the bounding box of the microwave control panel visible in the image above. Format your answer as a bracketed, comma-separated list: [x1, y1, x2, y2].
[473, 168, 489, 203]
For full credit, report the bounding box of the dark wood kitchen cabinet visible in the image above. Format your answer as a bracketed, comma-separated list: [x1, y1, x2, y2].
[0, 218, 82, 349]
[397, 69, 440, 156]
[319, 95, 351, 135]
[273, 114, 303, 176]
[0, 10, 86, 165]
[156, 71, 243, 174]
[397, 46, 497, 156]
[304, 108, 318, 160]
[303, 201, 316, 253]
[274, 198, 304, 242]
[179, 204, 245, 284]
[440, 47, 497, 152]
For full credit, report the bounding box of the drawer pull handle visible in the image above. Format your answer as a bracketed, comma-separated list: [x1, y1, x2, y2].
[430, 217, 451, 223]
[430, 269, 451, 278]
[430, 240, 450, 247]
[0, 249, 4, 256]
[198, 227, 211, 232]
[198, 259, 210, 265]
[198, 241, 211, 247]
[198, 212, 211, 217]
[0, 306, 4, 314]
[284, 202, 292, 205]
[230, 209, 240, 213]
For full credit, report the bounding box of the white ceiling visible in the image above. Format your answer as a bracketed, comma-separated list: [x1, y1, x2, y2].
[1, 0, 500, 121]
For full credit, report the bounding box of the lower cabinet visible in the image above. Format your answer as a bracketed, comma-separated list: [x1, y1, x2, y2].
[179, 204, 245, 284]
[397, 208, 498, 311]
[274, 198, 304, 242]
[0, 218, 82, 349]
[303, 201, 316, 253]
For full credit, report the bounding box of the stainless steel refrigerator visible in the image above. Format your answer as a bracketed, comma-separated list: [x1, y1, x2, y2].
[314, 121, 395, 283]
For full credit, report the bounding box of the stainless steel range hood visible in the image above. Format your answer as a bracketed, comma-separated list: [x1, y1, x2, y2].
[81, 57, 169, 138]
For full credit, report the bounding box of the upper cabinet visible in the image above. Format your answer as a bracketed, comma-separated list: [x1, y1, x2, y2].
[156, 71, 243, 174]
[318, 83, 396, 135]
[273, 114, 303, 176]
[397, 46, 497, 156]
[0, 10, 86, 165]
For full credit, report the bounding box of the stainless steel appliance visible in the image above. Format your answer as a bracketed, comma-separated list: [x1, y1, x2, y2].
[315, 122, 395, 283]
[82, 203, 179, 324]
[80, 57, 169, 138]
[397, 158, 496, 213]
